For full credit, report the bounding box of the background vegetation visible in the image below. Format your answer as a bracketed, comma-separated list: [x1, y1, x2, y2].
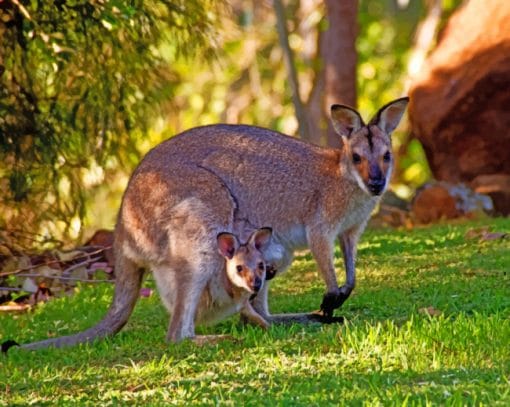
[1, 0, 463, 246]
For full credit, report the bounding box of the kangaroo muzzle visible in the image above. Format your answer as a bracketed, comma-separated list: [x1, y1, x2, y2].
[252, 277, 262, 293]
[367, 178, 386, 195]
[367, 163, 386, 195]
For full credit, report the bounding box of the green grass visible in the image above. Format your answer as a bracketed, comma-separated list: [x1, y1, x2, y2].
[1, 219, 509, 405]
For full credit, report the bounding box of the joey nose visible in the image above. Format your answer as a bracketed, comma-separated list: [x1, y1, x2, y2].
[253, 277, 262, 292]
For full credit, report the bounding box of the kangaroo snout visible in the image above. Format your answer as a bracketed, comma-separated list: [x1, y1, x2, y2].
[367, 178, 386, 195]
[252, 276, 263, 293]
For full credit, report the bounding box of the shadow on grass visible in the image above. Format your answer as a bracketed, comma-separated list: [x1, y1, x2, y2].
[226, 366, 510, 404]
[3, 348, 507, 405]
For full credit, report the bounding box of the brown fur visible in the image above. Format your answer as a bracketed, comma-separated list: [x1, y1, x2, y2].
[20, 97, 408, 348]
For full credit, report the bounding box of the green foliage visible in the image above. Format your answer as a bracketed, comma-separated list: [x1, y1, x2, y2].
[1, 219, 509, 404]
[0, 1, 467, 243]
[0, 0, 221, 242]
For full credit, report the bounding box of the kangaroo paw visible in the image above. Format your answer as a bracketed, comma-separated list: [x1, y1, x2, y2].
[320, 288, 350, 317]
[1, 339, 20, 355]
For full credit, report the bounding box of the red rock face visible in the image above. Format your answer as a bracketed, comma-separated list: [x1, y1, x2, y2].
[409, 0, 510, 214]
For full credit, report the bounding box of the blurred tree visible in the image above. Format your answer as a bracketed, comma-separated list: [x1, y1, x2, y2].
[273, 0, 309, 140]
[148, 0, 462, 195]
[307, 0, 358, 147]
[0, 0, 221, 245]
[0, 0, 466, 247]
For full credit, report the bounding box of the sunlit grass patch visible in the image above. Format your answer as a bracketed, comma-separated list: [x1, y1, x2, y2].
[1, 218, 509, 405]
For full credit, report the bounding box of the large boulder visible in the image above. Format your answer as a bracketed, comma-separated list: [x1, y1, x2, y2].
[410, 182, 493, 224]
[408, 0, 510, 214]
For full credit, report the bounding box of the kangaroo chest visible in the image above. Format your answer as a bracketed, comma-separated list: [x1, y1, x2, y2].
[195, 275, 246, 326]
[334, 195, 378, 235]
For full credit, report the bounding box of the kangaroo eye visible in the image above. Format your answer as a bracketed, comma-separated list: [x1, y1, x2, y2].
[258, 262, 265, 270]
[236, 265, 243, 273]
[352, 153, 361, 164]
[383, 151, 391, 162]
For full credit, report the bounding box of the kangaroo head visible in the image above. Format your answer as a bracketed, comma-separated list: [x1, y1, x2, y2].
[216, 227, 272, 294]
[330, 97, 409, 196]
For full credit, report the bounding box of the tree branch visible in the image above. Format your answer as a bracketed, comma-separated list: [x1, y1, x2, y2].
[273, 0, 309, 140]
[0, 246, 111, 277]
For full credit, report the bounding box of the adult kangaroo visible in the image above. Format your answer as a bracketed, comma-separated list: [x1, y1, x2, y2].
[165, 97, 408, 324]
[12, 97, 408, 349]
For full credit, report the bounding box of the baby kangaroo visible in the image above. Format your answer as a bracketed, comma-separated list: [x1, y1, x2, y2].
[194, 228, 272, 337]
[14, 226, 272, 350]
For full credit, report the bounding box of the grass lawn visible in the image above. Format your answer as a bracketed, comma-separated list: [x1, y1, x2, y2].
[1, 218, 509, 405]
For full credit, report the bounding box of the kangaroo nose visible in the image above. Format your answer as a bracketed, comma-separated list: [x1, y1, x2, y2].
[367, 179, 385, 195]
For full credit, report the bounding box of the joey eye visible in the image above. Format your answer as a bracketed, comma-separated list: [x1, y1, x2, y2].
[258, 262, 265, 270]
[352, 153, 362, 164]
[383, 151, 391, 162]
[236, 265, 243, 273]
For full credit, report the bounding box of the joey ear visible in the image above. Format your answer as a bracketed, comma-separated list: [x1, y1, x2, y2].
[370, 97, 409, 134]
[217, 232, 239, 259]
[330, 104, 364, 137]
[249, 227, 272, 252]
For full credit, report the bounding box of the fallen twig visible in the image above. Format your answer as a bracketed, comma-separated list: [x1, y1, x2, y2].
[61, 256, 103, 274]
[0, 304, 31, 313]
[0, 246, 111, 277]
[12, 273, 115, 284]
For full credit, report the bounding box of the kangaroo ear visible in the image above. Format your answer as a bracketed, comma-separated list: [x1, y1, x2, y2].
[217, 232, 238, 259]
[371, 97, 409, 134]
[250, 227, 272, 252]
[330, 104, 364, 138]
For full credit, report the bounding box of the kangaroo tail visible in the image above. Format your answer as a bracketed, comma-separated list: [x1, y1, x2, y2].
[268, 311, 344, 325]
[20, 255, 144, 350]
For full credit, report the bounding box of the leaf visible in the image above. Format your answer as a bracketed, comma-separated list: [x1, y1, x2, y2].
[37, 265, 60, 278]
[31, 282, 53, 304]
[418, 306, 442, 317]
[1, 255, 31, 274]
[139, 287, 153, 298]
[481, 232, 507, 241]
[464, 227, 490, 240]
[0, 303, 31, 313]
[88, 262, 113, 275]
[22, 278, 38, 293]
[67, 265, 89, 281]
[465, 227, 507, 241]
[56, 250, 86, 262]
[0, 244, 12, 257]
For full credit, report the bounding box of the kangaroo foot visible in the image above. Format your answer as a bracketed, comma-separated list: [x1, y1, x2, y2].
[320, 288, 351, 318]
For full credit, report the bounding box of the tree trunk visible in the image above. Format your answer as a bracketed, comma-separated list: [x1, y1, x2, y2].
[408, 0, 510, 214]
[307, 0, 358, 147]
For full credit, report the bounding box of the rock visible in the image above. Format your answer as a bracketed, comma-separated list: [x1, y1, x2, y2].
[471, 174, 510, 216]
[411, 182, 493, 224]
[408, 0, 510, 214]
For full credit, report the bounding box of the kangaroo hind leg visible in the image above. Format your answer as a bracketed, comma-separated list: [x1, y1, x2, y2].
[163, 259, 210, 343]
